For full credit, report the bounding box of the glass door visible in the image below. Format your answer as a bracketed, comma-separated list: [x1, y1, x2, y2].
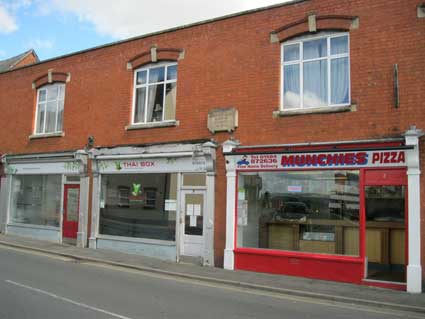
[180, 190, 205, 257]
[365, 185, 406, 282]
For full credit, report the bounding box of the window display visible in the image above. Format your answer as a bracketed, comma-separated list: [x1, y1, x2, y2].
[99, 173, 177, 241]
[237, 170, 360, 256]
[10, 175, 62, 227]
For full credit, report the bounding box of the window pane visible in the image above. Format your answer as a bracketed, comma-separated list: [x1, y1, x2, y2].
[46, 85, 59, 101]
[331, 36, 348, 55]
[99, 174, 177, 241]
[38, 90, 46, 102]
[303, 38, 327, 59]
[166, 65, 177, 81]
[10, 175, 62, 227]
[45, 101, 58, 132]
[134, 87, 146, 123]
[283, 43, 300, 62]
[148, 66, 165, 83]
[36, 103, 45, 133]
[147, 84, 164, 122]
[303, 60, 328, 108]
[164, 82, 176, 121]
[283, 64, 300, 109]
[66, 188, 80, 222]
[136, 70, 147, 85]
[237, 171, 359, 256]
[56, 100, 64, 131]
[331, 57, 349, 105]
[184, 193, 203, 236]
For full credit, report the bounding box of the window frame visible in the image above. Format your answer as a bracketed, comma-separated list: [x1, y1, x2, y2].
[34, 83, 66, 135]
[280, 32, 351, 111]
[131, 61, 178, 125]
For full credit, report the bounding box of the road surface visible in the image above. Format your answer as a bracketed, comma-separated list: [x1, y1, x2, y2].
[0, 246, 420, 319]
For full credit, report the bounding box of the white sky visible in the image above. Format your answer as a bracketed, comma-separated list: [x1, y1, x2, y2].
[52, 0, 290, 39]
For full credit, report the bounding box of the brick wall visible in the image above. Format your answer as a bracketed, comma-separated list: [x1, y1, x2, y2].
[0, 0, 423, 268]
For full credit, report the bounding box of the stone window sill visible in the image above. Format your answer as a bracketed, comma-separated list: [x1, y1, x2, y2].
[273, 104, 356, 117]
[29, 132, 65, 140]
[125, 120, 179, 131]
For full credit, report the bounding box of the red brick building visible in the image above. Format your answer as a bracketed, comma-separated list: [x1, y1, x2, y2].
[0, 0, 424, 292]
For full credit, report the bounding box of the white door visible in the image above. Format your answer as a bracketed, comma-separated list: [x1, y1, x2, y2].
[180, 190, 205, 257]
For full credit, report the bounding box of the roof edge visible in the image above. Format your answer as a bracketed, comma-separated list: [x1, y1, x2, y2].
[9, 49, 39, 70]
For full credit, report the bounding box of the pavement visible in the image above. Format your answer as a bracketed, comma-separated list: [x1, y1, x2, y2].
[1, 245, 414, 319]
[0, 234, 424, 315]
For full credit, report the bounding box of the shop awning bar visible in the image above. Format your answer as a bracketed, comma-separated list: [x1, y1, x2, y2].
[95, 151, 194, 160]
[224, 145, 414, 156]
[232, 137, 405, 150]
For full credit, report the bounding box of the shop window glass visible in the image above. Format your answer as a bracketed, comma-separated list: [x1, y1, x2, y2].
[100, 173, 177, 241]
[365, 185, 406, 282]
[237, 170, 359, 256]
[10, 175, 61, 227]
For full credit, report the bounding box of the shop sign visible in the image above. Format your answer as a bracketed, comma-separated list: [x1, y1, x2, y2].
[98, 156, 206, 173]
[6, 161, 80, 175]
[235, 150, 406, 170]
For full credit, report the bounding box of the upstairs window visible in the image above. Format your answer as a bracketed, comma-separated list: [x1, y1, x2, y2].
[282, 33, 350, 110]
[35, 83, 65, 134]
[132, 62, 177, 124]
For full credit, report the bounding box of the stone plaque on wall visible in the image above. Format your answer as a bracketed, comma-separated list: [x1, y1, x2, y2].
[207, 107, 238, 133]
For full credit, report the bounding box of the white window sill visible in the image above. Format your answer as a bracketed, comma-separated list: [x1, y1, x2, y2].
[29, 132, 65, 140]
[125, 120, 179, 131]
[273, 104, 356, 117]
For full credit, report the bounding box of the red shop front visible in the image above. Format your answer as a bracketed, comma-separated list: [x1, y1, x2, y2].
[223, 138, 422, 292]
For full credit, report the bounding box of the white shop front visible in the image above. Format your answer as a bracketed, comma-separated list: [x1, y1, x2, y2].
[89, 142, 216, 265]
[0, 151, 89, 246]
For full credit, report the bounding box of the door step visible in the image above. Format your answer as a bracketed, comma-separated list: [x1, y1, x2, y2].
[179, 255, 203, 266]
[62, 238, 77, 245]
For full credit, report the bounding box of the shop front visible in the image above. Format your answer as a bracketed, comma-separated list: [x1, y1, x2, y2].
[0, 151, 89, 246]
[223, 129, 423, 293]
[89, 141, 216, 265]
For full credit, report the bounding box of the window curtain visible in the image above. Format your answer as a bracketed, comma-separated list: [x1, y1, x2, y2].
[303, 60, 328, 108]
[146, 85, 157, 122]
[283, 64, 300, 108]
[303, 39, 328, 108]
[331, 57, 349, 104]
